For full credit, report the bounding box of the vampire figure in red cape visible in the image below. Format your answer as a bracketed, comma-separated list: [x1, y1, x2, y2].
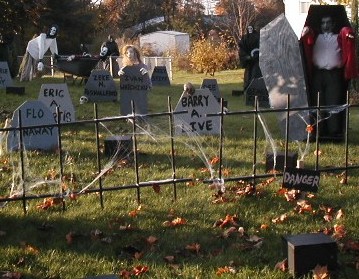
[300, 5, 358, 141]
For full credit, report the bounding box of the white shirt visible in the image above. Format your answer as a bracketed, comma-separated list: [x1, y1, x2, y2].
[26, 33, 58, 61]
[313, 33, 342, 70]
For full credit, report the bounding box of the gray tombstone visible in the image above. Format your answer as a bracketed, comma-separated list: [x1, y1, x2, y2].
[84, 70, 117, 102]
[200, 78, 220, 100]
[119, 65, 151, 116]
[38, 83, 75, 123]
[0, 61, 13, 88]
[151, 66, 170, 86]
[259, 14, 308, 141]
[173, 88, 221, 135]
[245, 77, 270, 108]
[7, 100, 59, 151]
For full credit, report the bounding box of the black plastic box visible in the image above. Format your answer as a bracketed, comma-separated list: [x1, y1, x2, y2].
[266, 151, 298, 172]
[282, 233, 337, 277]
[104, 135, 133, 160]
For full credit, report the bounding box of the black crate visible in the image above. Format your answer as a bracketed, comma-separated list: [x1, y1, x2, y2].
[282, 233, 337, 277]
[266, 151, 298, 172]
[104, 135, 133, 160]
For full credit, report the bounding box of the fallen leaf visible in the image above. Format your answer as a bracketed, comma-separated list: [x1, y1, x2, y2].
[312, 264, 330, 279]
[152, 184, 161, 193]
[132, 265, 149, 276]
[185, 243, 200, 254]
[164, 255, 175, 263]
[146, 235, 158, 245]
[275, 258, 288, 272]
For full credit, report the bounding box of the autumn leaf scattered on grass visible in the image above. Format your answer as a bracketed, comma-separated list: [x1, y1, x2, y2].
[0, 271, 22, 279]
[152, 184, 161, 193]
[36, 197, 64, 210]
[129, 205, 142, 217]
[275, 258, 288, 272]
[163, 217, 187, 227]
[132, 265, 149, 276]
[20, 242, 40, 254]
[312, 264, 330, 279]
[213, 214, 240, 228]
[333, 224, 346, 239]
[272, 213, 288, 224]
[294, 199, 313, 214]
[146, 235, 158, 246]
[216, 265, 236, 276]
[210, 156, 220, 165]
[185, 243, 200, 254]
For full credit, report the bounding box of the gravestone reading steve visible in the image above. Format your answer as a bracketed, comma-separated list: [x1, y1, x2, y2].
[84, 70, 117, 102]
[0, 61, 13, 88]
[38, 83, 75, 123]
[245, 77, 270, 108]
[150, 66, 170, 86]
[7, 100, 58, 151]
[173, 88, 221, 135]
[259, 14, 308, 141]
[200, 78, 220, 100]
[119, 65, 151, 115]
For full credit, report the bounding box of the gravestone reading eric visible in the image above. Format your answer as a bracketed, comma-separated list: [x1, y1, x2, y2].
[150, 66, 170, 86]
[259, 14, 308, 141]
[200, 78, 220, 100]
[0, 61, 13, 88]
[173, 88, 220, 135]
[84, 70, 117, 102]
[245, 77, 270, 108]
[7, 100, 58, 151]
[38, 83, 75, 123]
[119, 65, 151, 115]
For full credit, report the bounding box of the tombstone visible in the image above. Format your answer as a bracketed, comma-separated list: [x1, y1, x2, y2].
[150, 66, 170, 86]
[84, 70, 117, 102]
[119, 65, 151, 116]
[244, 77, 270, 108]
[173, 88, 221, 135]
[38, 83, 75, 123]
[259, 14, 308, 141]
[200, 78, 220, 100]
[7, 100, 59, 151]
[0, 61, 13, 88]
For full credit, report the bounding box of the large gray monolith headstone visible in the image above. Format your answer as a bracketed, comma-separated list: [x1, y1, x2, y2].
[119, 65, 151, 116]
[38, 83, 75, 123]
[0, 61, 13, 88]
[7, 100, 59, 151]
[259, 14, 308, 141]
[173, 88, 221, 135]
[200, 78, 220, 100]
[84, 70, 117, 102]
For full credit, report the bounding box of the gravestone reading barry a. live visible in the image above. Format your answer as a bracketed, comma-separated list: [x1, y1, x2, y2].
[173, 88, 221, 135]
[119, 65, 151, 115]
[38, 83, 75, 123]
[150, 66, 170, 86]
[7, 100, 59, 151]
[200, 78, 220, 101]
[0, 61, 13, 88]
[84, 70, 117, 102]
[259, 14, 308, 141]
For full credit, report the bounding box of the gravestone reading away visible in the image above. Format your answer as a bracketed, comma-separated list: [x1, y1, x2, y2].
[84, 70, 117, 102]
[119, 65, 151, 115]
[0, 61, 13, 88]
[7, 100, 59, 151]
[38, 83, 75, 123]
[150, 66, 170, 86]
[173, 88, 220, 135]
[259, 14, 308, 141]
[200, 78, 220, 100]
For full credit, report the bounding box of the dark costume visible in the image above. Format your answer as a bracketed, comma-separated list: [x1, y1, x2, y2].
[239, 26, 262, 90]
[301, 6, 358, 141]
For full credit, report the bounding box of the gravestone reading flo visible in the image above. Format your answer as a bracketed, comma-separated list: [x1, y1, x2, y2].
[38, 83, 75, 123]
[84, 70, 117, 102]
[173, 88, 221, 135]
[259, 14, 308, 141]
[0, 61, 13, 88]
[245, 77, 270, 108]
[200, 78, 220, 100]
[119, 65, 151, 115]
[7, 100, 58, 151]
[150, 66, 170, 86]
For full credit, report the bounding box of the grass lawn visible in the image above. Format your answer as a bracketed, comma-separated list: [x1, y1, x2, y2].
[0, 69, 359, 279]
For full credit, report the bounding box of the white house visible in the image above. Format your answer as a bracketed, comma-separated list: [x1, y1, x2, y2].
[139, 31, 190, 55]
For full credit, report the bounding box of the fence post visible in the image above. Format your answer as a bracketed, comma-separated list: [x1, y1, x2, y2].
[94, 103, 104, 208]
[168, 97, 177, 200]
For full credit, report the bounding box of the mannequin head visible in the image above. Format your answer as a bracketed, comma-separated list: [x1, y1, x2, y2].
[46, 24, 59, 39]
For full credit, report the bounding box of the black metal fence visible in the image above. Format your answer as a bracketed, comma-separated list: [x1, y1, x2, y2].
[1, 95, 358, 214]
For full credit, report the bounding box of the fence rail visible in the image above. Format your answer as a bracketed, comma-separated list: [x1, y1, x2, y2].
[1, 95, 358, 214]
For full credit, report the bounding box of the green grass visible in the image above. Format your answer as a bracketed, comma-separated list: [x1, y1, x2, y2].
[0, 70, 359, 278]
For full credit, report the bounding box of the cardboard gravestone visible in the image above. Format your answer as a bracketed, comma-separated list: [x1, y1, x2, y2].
[119, 65, 151, 115]
[200, 78, 220, 100]
[150, 66, 170, 86]
[84, 70, 117, 102]
[245, 77, 270, 108]
[283, 167, 320, 192]
[259, 14, 308, 141]
[173, 88, 220, 135]
[0, 61, 13, 88]
[7, 100, 58, 151]
[38, 83, 75, 123]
